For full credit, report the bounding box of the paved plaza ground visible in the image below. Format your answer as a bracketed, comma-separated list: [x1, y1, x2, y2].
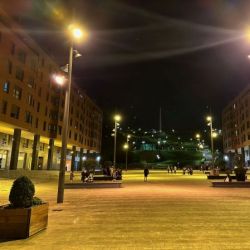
[1, 170, 250, 250]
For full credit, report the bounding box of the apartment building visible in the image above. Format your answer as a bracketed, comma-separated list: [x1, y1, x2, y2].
[0, 8, 102, 171]
[222, 85, 250, 164]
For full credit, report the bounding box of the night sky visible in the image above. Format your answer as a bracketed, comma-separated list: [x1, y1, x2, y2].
[3, 0, 250, 133]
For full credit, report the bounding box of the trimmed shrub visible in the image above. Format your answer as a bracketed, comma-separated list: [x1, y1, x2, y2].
[32, 196, 43, 206]
[9, 176, 35, 208]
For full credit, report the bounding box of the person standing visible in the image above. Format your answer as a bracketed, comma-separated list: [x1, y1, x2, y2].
[70, 171, 74, 182]
[144, 168, 149, 182]
[174, 166, 177, 174]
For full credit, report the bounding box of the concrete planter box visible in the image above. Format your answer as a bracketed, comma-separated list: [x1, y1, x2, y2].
[0, 203, 49, 239]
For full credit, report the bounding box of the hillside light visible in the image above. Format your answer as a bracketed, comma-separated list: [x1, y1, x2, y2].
[196, 133, 201, 139]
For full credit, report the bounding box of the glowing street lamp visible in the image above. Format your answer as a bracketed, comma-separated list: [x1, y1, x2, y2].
[68, 24, 88, 41]
[124, 134, 131, 171]
[113, 114, 122, 168]
[196, 133, 200, 139]
[212, 132, 218, 138]
[206, 115, 214, 168]
[53, 74, 66, 86]
[195, 133, 201, 142]
[57, 24, 88, 204]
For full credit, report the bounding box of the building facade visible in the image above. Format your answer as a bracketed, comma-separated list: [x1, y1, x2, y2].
[0, 8, 102, 171]
[222, 84, 250, 164]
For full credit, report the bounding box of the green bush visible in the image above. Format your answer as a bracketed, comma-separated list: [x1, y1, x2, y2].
[9, 176, 43, 208]
[32, 196, 43, 206]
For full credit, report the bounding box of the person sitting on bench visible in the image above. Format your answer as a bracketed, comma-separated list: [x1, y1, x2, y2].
[224, 173, 232, 182]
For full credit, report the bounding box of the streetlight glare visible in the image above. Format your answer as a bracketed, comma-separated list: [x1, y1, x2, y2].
[123, 144, 129, 150]
[245, 28, 250, 42]
[196, 133, 200, 139]
[73, 28, 83, 38]
[53, 74, 66, 85]
[68, 24, 88, 40]
[212, 132, 218, 138]
[206, 116, 212, 122]
[114, 114, 122, 122]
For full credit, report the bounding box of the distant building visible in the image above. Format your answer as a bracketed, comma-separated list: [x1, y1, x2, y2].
[222, 84, 250, 164]
[0, 8, 102, 171]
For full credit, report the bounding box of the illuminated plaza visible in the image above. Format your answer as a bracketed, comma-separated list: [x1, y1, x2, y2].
[1, 171, 250, 249]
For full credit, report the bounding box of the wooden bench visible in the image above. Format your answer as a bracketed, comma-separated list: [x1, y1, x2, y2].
[93, 176, 113, 181]
[65, 182, 122, 189]
[207, 175, 236, 180]
[211, 181, 250, 188]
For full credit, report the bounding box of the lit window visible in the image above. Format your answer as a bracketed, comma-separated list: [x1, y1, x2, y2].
[3, 81, 9, 93]
[13, 86, 22, 100]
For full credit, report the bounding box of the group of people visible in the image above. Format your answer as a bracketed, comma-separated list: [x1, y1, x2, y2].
[183, 167, 193, 175]
[167, 166, 177, 174]
[102, 166, 122, 180]
[81, 169, 94, 183]
[70, 169, 94, 183]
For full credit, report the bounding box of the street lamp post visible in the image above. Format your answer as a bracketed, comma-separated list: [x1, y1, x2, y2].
[123, 143, 129, 171]
[206, 116, 214, 169]
[57, 45, 72, 204]
[195, 133, 201, 142]
[57, 25, 87, 204]
[124, 134, 130, 171]
[113, 115, 121, 168]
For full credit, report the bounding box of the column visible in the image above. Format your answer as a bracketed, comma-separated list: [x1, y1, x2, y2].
[241, 147, 246, 166]
[71, 145, 76, 171]
[47, 138, 54, 170]
[31, 134, 40, 170]
[79, 148, 83, 171]
[9, 128, 21, 170]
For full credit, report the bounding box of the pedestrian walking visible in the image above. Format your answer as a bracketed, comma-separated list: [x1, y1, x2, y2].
[70, 171, 74, 182]
[144, 168, 149, 182]
[174, 166, 177, 174]
[167, 166, 170, 173]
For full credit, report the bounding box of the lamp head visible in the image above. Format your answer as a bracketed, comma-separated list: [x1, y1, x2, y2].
[206, 116, 212, 122]
[68, 24, 88, 41]
[114, 114, 122, 122]
[53, 74, 66, 85]
[196, 134, 201, 139]
[212, 132, 218, 138]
